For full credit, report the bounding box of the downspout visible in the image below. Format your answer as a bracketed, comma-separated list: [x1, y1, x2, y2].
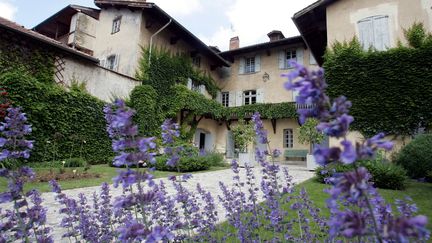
[148, 18, 172, 66]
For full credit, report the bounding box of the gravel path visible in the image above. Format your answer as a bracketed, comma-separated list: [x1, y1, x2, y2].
[8, 163, 314, 241]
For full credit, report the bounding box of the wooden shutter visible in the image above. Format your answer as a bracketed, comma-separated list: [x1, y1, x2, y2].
[114, 54, 120, 71]
[235, 91, 243, 106]
[228, 91, 236, 107]
[256, 88, 264, 103]
[199, 85, 206, 94]
[358, 18, 374, 50]
[238, 57, 245, 74]
[279, 50, 286, 69]
[226, 131, 235, 158]
[373, 16, 389, 50]
[216, 91, 222, 103]
[187, 78, 192, 89]
[254, 55, 261, 72]
[296, 48, 304, 65]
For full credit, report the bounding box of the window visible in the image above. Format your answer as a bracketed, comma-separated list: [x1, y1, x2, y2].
[192, 56, 201, 68]
[285, 50, 297, 68]
[243, 90, 257, 105]
[283, 129, 293, 148]
[358, 15, 389, 51]
[106, 55, 116, 70]
[191, 81, 200, 92]
[245, 57, 255, 73]
[112, 16, 121, 34]
[279, 49, 302, 69]
[221, 92, 229, 107]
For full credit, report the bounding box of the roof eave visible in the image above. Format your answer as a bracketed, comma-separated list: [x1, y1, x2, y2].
[1, 22, 98, 63]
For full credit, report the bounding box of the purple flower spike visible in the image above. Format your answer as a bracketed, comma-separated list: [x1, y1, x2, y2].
[251, 112, 268, 144]
[0, 107, 33, 161]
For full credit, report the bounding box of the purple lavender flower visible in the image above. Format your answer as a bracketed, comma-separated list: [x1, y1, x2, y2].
[161, 119, 180, 145]
[104, 99, 157, 167]
[251, 112, 268, 144]
[0, 107, 33, 162]
[272, 148, 282, 158]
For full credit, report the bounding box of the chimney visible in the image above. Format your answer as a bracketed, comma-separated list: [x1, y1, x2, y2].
[267, 30, 285, 42]
[229, 36, 239, 50]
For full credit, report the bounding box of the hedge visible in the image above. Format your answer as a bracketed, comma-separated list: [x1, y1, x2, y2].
[323, 38, 432, 137]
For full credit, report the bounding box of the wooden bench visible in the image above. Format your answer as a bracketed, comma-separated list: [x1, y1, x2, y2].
[284, 149, 308, 161]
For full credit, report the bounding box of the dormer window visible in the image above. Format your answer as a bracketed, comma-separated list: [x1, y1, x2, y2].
[112, 16, 121, 34]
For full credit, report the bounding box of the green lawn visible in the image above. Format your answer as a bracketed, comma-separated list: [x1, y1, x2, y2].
[215, 178, 432, 241]
[0, 164, 229, 193]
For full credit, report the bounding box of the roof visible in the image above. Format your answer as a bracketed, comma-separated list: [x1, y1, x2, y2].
[94, 0, 151, 8]
[218, 36, 305, 58]
[0, 16, 98, 63]
[33, 5, 100, 40]
[94, 1, 230, 67]
[292, 0, 339, 65]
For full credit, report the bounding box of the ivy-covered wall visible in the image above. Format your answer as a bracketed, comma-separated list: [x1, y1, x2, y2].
[0, 37, 112, 164]
[323, 29, 432, 137]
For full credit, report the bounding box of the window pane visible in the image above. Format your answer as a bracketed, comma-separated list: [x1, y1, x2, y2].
[283, 129, 293, 148]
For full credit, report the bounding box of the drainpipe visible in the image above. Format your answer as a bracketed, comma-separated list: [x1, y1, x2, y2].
[148, 19, 172, 66]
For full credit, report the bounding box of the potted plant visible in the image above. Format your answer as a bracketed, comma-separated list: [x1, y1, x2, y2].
[298, 118, 325, 170]
[231, 119, 256, 167]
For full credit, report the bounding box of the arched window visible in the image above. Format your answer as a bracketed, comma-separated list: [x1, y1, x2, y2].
[357, 15, 390, 51]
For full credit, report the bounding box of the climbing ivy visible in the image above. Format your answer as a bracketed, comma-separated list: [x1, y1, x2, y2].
[323, 23, 432, 137]
[132, 47, 299, 140]
[0, 38, 112, 164]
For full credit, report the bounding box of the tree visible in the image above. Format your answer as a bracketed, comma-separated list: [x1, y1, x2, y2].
[298, 118, 325, 153]
[231, 119, 255, 153]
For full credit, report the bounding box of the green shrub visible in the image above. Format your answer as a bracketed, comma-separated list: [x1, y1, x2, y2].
[394, 134, 432, 178]
[204, 152, 226, 167]
[361, 160, 408, 190]
[155, 155, 210, 172]
[316, 157, 408, 190]
[64, 157, 86, 168]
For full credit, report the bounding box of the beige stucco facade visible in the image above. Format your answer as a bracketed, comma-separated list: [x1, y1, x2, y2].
[195, 40, 318, 156]
[326, 0, 432, 47]
[62, 56, 141, 102]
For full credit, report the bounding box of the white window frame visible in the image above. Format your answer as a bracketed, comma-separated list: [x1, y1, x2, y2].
[285, 50, 297, 68]
[245, 57, 255, 73]
[221, 92, 229, 107]
[243, 90, 257, 105]
[283, 129, 294, 148]
[112, 16, 121, 34]
[191, 81, 200, 92]
[358, 15, 389, 51]
[106, 55, 116, 70]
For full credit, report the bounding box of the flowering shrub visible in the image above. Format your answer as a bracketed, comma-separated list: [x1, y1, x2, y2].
[0, 64, 429, 242]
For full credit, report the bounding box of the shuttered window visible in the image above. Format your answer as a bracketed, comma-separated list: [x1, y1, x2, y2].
[106, 55, 116, 70]
[358, 15, 389, 51]
[283, 129, 293, 148]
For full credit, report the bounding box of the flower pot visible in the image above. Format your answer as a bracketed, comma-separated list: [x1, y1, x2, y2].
[239, 152, 255, 167]
[306, 154, 319, 171]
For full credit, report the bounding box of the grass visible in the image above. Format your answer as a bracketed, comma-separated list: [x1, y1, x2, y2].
[0, 164, 230, 193]
[215, 178, 432, 241]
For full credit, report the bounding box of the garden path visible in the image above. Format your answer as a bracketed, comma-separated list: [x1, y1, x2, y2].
[40, 163, 314, 241]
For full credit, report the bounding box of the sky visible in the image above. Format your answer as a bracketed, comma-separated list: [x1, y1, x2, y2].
[0, 0, 316, 51]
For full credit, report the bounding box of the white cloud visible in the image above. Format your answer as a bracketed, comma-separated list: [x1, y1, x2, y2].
[201, 0, 316, 51]
[152, 0, 203, 16]
[0, 1, 17, 20]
